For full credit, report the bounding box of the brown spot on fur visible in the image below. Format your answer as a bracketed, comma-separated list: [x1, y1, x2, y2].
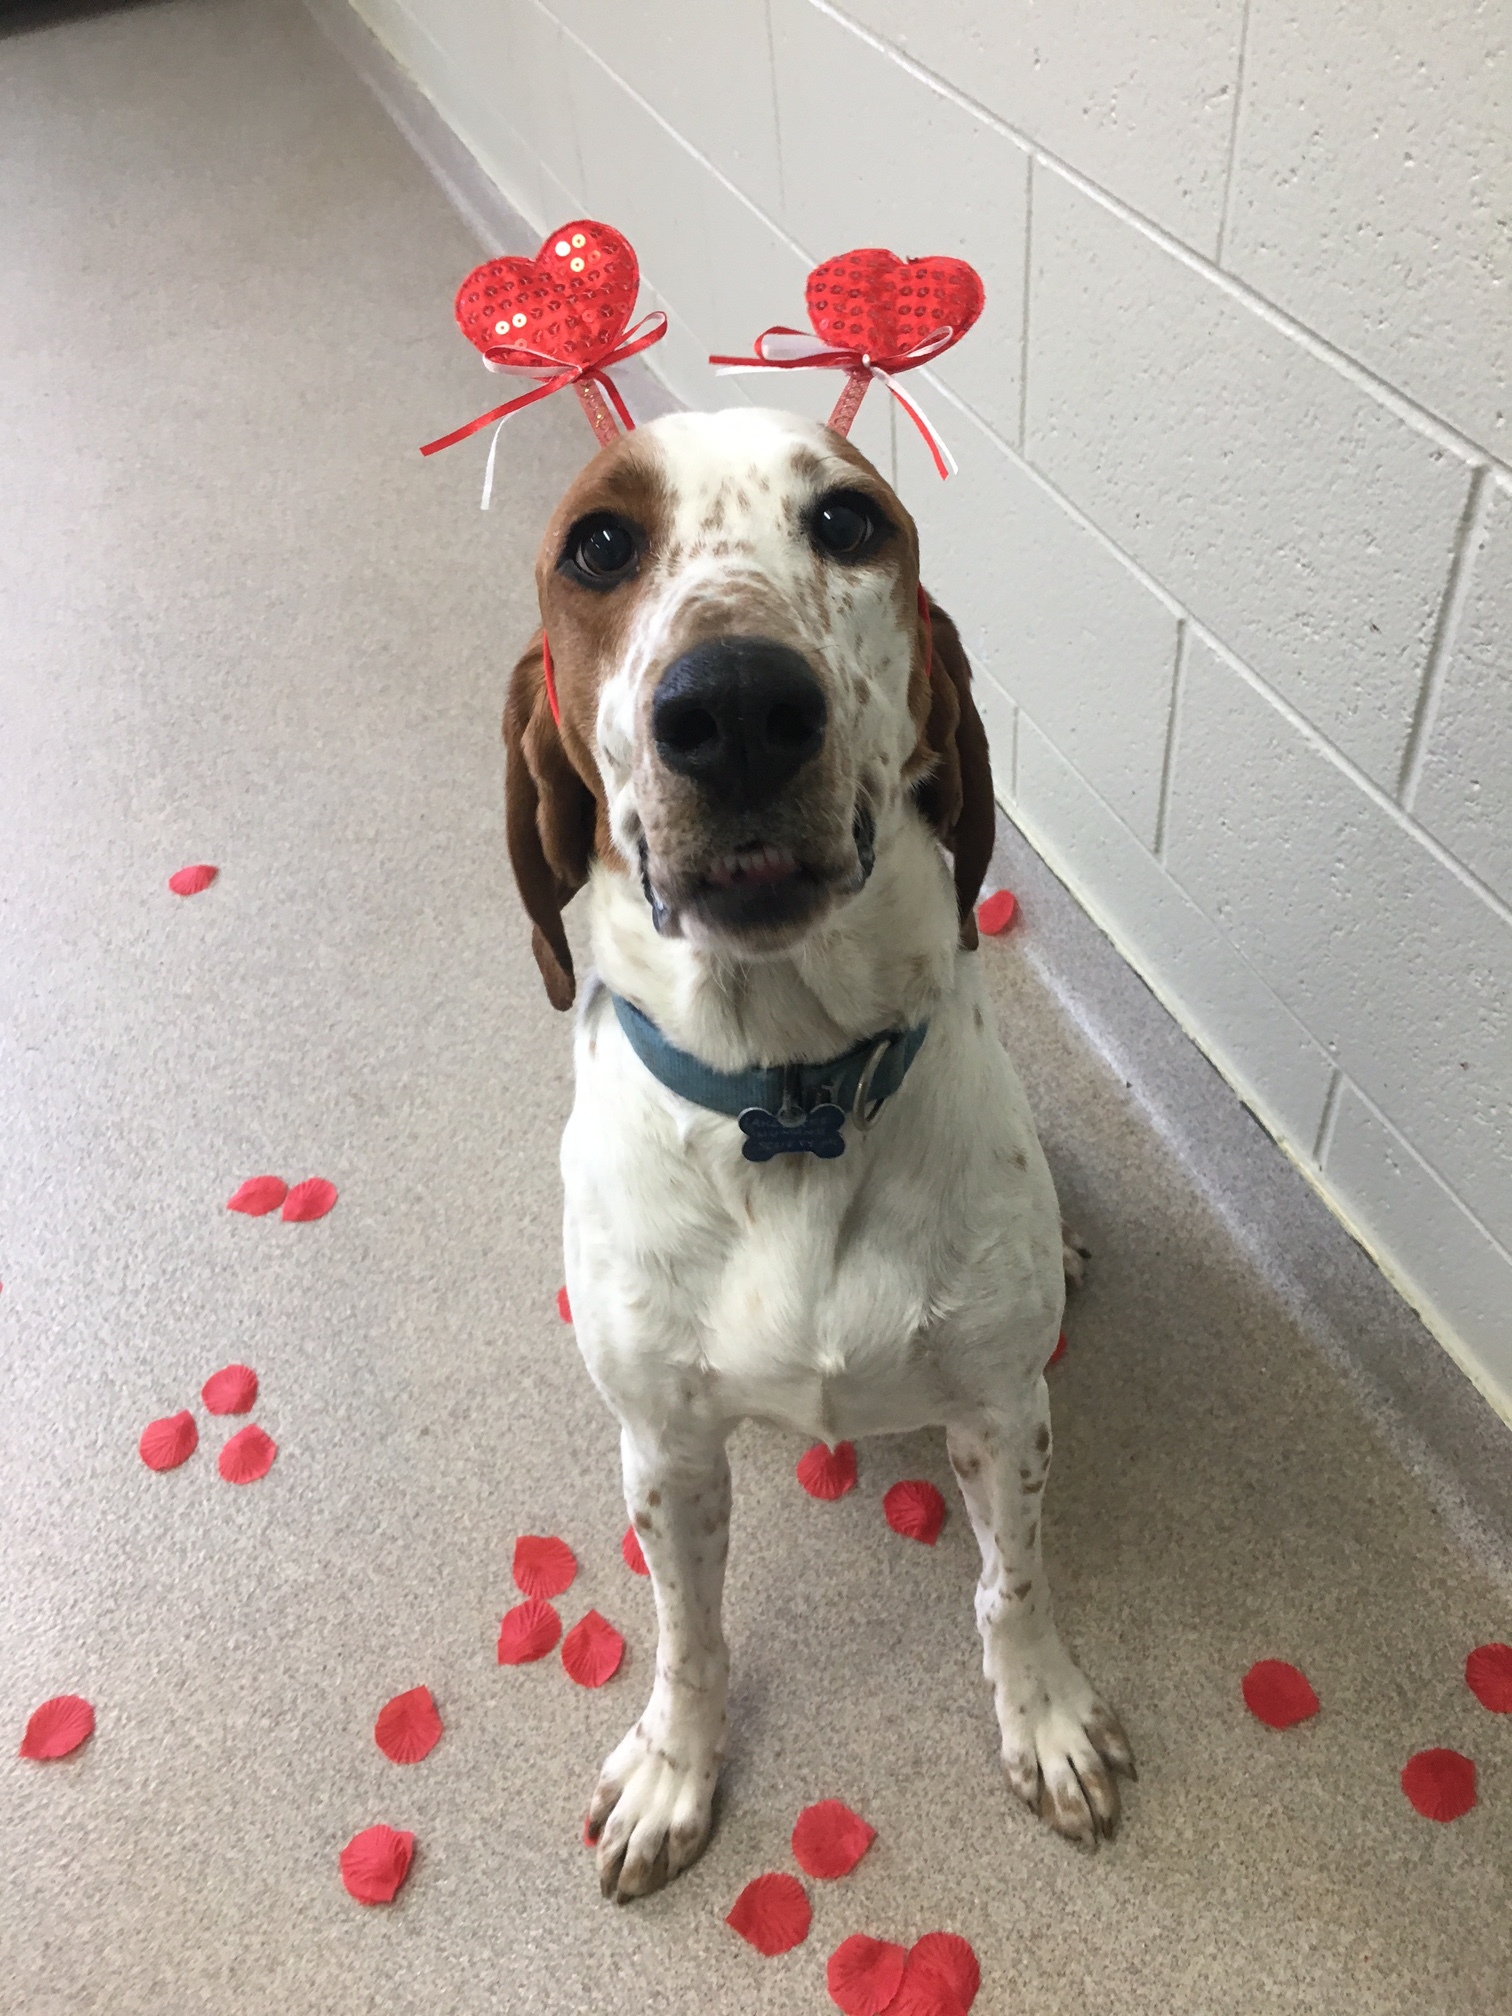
[1013, 1149, 1027, 1170]
[504, 437, 675, 1006]
[634, 1511, 654, 1533]
[647, 1489, 662, 1507]
[1034, 1425, 1050, 1453]
[1021, 1475, 1045, 1494]
[1012, 1579, 1033, 1600]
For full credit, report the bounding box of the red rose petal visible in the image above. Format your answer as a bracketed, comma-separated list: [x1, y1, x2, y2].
[827, 1933, 909, 2016]
[138, 1408, 198, 1472]
[281, 1177, 338, 1222]
[1241, 1659, 1319, 1730]
[561, 1609, 625, 1688]
[1401, 1747, 1476, 1822]
[226, 1175, 288, 1216]
[892, 1933, 981, 2016]
[1465, 1641, 1512, 1713]
[497, 1597, 561, 1664]
[975, 889, 1018, 935]
[884, 1479, 947, 1546]
[374, 1686, 443, 1765]
[556, 1285, 572, 1323]
[168, 863, 218, 896]
[339, 1824, 415, 1904]
[512, 1533, 577, 1599]
[622, 1524, 649, 1575]
[218, 1422, 277, 1484]
[726, 1872, 812, 1955]
[1046, 1330, 1067, 1369]
[201, 1363, 258, 1415]
[19, 1694, 95, 1761]
[797, 1440, 857, 1500]
[791, 1799, 876, 1879]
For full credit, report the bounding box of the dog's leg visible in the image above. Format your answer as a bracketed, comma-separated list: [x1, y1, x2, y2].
[947, 1385, 1133, 1847]
[588, 1419, 731, 1903]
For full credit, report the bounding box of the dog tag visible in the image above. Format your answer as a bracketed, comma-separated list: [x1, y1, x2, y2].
[738, 1103, 846, 1162]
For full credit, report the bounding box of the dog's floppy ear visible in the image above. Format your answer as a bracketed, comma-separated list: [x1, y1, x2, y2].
[503, 631, 597, 1009]
[911, 593, 996, 951]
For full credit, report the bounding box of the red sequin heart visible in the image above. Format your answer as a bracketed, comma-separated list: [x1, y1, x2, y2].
[806, 248, 984, 366]
[454, 220, 640, 369]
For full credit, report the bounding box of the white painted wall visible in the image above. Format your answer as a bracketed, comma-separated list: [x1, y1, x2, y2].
[349, 0, 1512, 1419]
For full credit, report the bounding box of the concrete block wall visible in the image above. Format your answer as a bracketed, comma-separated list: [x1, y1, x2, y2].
[347, 0, 1512, 1422]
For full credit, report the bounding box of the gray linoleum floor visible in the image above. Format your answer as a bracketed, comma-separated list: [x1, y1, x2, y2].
[3, 4, 1511, 2012]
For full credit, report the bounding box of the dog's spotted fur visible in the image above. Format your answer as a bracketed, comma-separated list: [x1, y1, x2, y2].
[502, 408, 1132, 1900]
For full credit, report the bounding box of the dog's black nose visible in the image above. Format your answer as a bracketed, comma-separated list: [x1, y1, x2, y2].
[652, 639, 827, 810]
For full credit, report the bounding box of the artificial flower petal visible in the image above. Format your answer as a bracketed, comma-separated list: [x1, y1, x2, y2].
[791, 1799, 875, 1879]
[892, 1932, 981, 2016]
[19, 1694, 95, 1760]
[1401, 1747, 1476, 1822]
[282, 1177, 338, 1222]
[374, 1686, 443, 1765]
[1046, 1331, 1067, 1369]
[497, 1597, 561, 1664]
[884, 1479, 947, 1546]
[218, 1423, 276, 1484]
[1241, 1659, 1319, 1730]
[201, 1363, 258, 1415]
[139, 1409, 198, 1472]
[512, 1534, 577, 1599]
[1465, 1641, 1512, 1713]
[622, 1524, 649, 1575]
[226, 1175, 287, 1216]
[797, 1441, 857, 1500]
[168, 863, 217, 896]
[975, 889, 1018, 935]
[561, 1610, 624, 1688]
[556, 1285, 572, 1323]
[827, 1933, 909, 2016]
[339, 1824, 414, 1904]
[726, 1872, 812, 1955]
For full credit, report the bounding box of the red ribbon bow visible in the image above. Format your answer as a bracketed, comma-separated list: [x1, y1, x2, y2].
[419, 312, 668, 461]
[708, 325, 960, 478]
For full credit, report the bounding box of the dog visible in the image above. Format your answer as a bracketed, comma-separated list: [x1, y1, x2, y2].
[503, 404, 1133, 1902]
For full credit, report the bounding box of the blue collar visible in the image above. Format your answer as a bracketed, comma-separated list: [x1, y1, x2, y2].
[609, 992, 929, 1163]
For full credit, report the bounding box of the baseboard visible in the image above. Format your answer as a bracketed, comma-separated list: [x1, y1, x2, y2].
[303, 0, 1512, 1590]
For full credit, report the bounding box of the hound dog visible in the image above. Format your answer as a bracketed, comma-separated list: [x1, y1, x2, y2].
[504, 405, 1132, 1902]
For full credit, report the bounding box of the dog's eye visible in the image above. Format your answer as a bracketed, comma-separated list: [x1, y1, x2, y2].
[565, 514, 639, 585]
[812, 491, 884, 559]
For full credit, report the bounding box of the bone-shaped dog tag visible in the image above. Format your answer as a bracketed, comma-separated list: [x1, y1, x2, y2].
[738, 1103, 846, 1162]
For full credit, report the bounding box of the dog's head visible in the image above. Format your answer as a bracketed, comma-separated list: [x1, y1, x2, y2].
[503, 407, 993, 1008]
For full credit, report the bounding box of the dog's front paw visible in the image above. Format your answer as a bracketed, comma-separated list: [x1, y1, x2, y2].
[586, 1718, 719, 1902]
[1061, 1221, 1091, 1290]
[996, 1654, 1133, 1849]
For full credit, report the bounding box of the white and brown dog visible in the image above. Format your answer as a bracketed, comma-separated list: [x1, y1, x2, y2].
[504, 405, 1132, 1902]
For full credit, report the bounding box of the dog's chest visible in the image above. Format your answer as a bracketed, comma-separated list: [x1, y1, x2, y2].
[560, 984, 1063, 1442]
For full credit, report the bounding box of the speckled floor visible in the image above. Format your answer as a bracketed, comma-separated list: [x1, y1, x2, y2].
[3, 4, 1511, 2012]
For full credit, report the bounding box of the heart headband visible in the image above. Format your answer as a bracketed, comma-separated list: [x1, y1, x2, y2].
[420, 218, 666, 504]
[710, 247, 985, 478]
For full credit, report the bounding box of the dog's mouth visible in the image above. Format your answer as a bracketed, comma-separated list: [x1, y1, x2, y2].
[641, 806, 876, 944]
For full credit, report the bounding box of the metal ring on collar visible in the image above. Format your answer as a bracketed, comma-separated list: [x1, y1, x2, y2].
[849, 1035, 898, 1133]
